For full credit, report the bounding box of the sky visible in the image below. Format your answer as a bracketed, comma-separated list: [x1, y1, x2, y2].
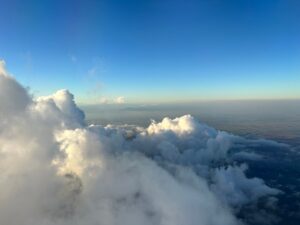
[0, 0, 299, 104]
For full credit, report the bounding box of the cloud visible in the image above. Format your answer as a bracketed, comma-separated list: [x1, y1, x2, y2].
[232, 151, 263, 161]
[211, 164, 281, 207]
[0, 61, 282, 225]
[99, 97, 109, 104]
[87, 58, 106, 77]
[114, 96, 125, 104]
[0, 60, 8, 76]
[37, 89, 85, 127]
[0, 60, 32, 117]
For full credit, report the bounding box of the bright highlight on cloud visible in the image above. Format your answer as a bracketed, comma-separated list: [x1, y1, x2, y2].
[114, 96, 125, 104]
[98, 96, 126, 104]
[0, 61, 282, 225]
[0, 60, 8, 76]
[99, 97, 109, 104]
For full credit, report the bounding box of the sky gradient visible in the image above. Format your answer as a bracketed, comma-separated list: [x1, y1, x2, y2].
[0, 0, 299, 104]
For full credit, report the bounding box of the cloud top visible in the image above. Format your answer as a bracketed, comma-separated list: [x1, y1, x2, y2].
[0, 60, 8, 76]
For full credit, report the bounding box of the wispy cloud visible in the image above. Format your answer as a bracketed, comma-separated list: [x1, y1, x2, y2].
[87, 57, 106, 77]
[88, 67, 97, 76]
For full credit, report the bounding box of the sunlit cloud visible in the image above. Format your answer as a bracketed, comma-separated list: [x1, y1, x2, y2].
[0, 61, 285, 225]
[114, 96, 125, 104]
[99, 97, 109, 104]
[0, 60, 8, 76]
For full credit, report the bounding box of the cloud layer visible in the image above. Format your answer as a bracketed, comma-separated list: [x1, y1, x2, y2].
[0, 61, 281, 225]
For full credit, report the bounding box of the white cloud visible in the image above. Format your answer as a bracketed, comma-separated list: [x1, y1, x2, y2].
[114, 96, 125, 104]
[0, 61, 282, 225]
[0, 60, 8, 76]
[0, 60, 32, 117]
[99, 97, 109, 104]
[211, 164, 281, 207]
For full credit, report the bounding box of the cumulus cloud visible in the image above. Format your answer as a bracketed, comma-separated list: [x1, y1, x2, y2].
[37, 89, 85, 127]
[0, 60, 32, 118]
[0, 61, 282, 225]
[98, 97, 108, 104]
[0, 60, 8, 76]
[114, 96, 125, 104]
[97, 96, 126, 104]
[211, 164, 281, 207]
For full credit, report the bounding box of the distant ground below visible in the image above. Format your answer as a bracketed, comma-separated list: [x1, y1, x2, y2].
[82, 100, 300, 146]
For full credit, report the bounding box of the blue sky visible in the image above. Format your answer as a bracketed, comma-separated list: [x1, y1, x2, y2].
[0, 0, 299, 104]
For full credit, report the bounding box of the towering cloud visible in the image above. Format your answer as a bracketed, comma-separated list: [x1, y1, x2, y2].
[0, 61, 281, 225]
[0, 60, 31, 117]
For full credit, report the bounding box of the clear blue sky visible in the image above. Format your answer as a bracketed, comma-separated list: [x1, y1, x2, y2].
[1, 0, 299, 104]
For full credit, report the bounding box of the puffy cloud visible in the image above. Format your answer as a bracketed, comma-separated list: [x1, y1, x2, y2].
[211, 164, 281, 207]
[37, 89, 85, 127]
[97, 96, 125, 104]
[0, 60, 8, 76]
[0, 62, 282, 225]
[114, 96, 125, 104]
[0, 60, 31, 118]
[99, 97, 109, 104]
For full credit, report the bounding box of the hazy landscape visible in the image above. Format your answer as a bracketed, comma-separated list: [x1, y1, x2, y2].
[83, 100, 300, 145]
